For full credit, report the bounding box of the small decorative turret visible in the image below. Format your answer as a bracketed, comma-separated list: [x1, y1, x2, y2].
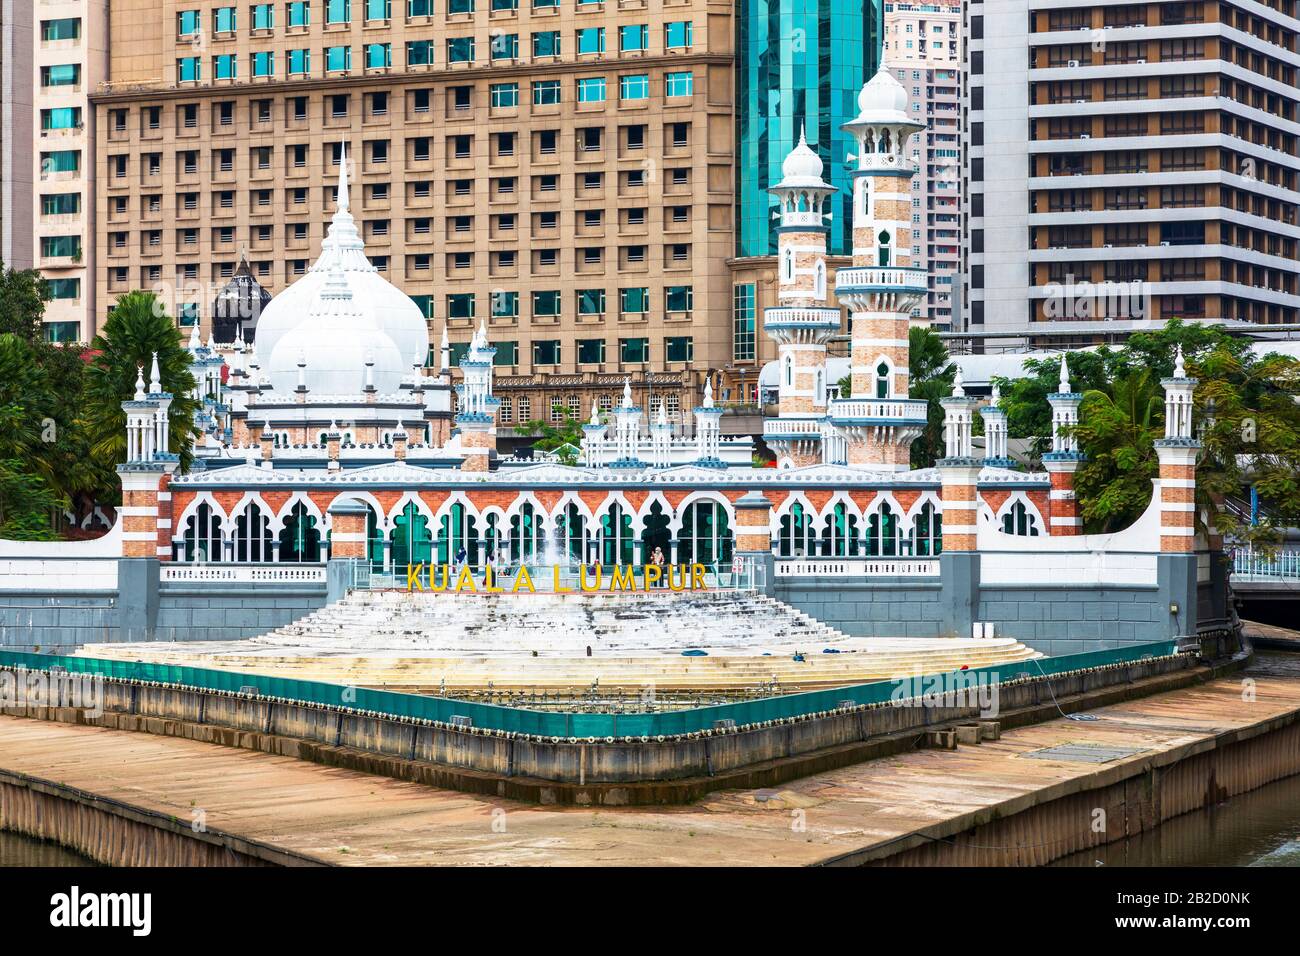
[693, 378, 726, 468]
[582, 400, 609, 468]
[610, 378, 645, 468]
[978, 382, 1016, 469]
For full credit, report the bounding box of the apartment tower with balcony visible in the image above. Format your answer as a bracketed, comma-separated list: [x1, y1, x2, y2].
[882, 0, 960, 330]
[962, 0, 1300, 345]
[34, 1, 108, 342]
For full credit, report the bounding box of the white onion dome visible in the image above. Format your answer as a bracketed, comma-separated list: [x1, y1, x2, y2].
[849, 65, 920, 128]
[772, 128, 832, 192]
[267, 265, 405, 395]
[254, 145, 429, 378]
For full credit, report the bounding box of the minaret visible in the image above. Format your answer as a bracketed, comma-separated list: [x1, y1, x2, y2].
[761, 130, 841, 469]
[582, 401, 608, 468]
[1043, 354, 1085, 535]
[1155, 345, 1199, 554]
[610, 378, 645, 468]
[455, 319, 500, 472]
[977, 383, 1015, 469]
[828, 66, 930, 472]
[693, 378, 726, 467]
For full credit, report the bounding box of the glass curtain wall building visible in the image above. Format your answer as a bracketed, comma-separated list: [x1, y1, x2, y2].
[735, 0, 882, 258]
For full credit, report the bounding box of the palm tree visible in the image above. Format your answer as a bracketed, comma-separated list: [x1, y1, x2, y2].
[82, 291, 201, 479]
[1072, 367, 1164, 533]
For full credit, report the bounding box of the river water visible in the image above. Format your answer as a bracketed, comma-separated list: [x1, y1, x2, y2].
[0, 831, 94, 867]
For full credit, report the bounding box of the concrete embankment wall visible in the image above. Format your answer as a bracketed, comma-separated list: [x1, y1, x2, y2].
[841, 701, 1300, 867]
[1, 652, 1198, 805]
[0, 770, 324, 866]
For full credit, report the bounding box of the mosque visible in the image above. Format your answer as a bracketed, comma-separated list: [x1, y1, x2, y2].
[0, 67, 1227, 672]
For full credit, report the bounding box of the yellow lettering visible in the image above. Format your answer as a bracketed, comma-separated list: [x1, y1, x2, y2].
[429, 564, 450, 592]
[552, 566, 572, 593]
[580, 564, 602, 592]
[611, 565, 636, 592]
[406, 562, 425, 592]
[643, 564, 662, 590]
[454, 566, 477, 593]
[512, 565, 535, 593]
[692, 564, 705, 590]
[668, 565, 686, 592]
[484, 564, 504, 593]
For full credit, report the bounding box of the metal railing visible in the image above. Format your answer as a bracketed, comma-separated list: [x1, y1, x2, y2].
[0, 639, 1179, 739]
[1231, 548, 1300, 581]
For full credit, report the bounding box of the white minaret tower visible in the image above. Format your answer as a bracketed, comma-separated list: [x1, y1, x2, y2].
[456, 319, 500, 472]
[693, 377, 725, 467]
[828, 66, 930, 472]
[761, 130, 841, 469]
[611, 378, 645, 467]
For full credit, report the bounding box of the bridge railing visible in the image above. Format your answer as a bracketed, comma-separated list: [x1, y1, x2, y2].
[0, 639, 1179, 740]
[1231, 548, 1300, 581]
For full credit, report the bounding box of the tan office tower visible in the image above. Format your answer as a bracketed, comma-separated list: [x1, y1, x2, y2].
[882, 0, 960, 331]
[963, 0, 1300, 347]
[94, 0, 736, 427]
[33, 2, 109, 343]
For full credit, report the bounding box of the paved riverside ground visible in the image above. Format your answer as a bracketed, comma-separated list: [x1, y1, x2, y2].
[2, 658, 1299, 866]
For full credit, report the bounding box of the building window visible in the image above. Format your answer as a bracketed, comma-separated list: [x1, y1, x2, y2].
[665, 336, 693, 363]
[326, 46, 352, 71]
[253, 51, 274, 77]
[533, 31, 560, 58]
[366, 43, 391, 68]
[289, 49, 311, 74]
[327, 0, 351, 24]
[665, 71, 693, 97]
[41, 108, 81, 131]
[407, 40, 434, 66]
[533, 340, 562, 366]
[47, 278, 81, 300]
[577, 77, 606, 103]
[42, 18, 82, 41]
[619, 74, 649, 101]
[494, 341, 518, 366]
[665, 285, 692, 312]
[409, 0, 433, 14]
[288, 1, 311, 26]
[620, 338, 649, 364]
[665, 21, 692, 49]
[577, 28, 605, 54]
[366, 0, 391, 19]
[532, 80, 561, 105]
[577, 288, 605, 315]
[491, 33, 519, 60]
[448, 293, 475, 319]
[448, 37, 475, 62]
[177, 57, 201, 82]
[491, 83, 519, 108]
[40, 64, 80, 88]
[491, 291, 519, 318]
[620, 287, 648, 314]
[577, 339, 605, 364]
[619, 24, 648, 51]
[213, 5, 237, 31]
[733, 283, 755, 361]
[252, 3, 275, 29]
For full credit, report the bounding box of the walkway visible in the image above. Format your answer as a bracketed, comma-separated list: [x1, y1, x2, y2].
[3, 657, 1299, 865]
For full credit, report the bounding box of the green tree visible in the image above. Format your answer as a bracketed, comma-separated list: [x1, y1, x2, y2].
[0, 333, 65, 538]
[1071, 367, 1164, 533]
[0, 261, 49, 342]
[518, 415, 585, 466]
[82, 291, 201, 479]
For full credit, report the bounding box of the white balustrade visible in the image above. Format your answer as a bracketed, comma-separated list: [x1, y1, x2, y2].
[162, 564, 327, 583]
[775, 559, 940, 578]
[834, 267, 928, 293]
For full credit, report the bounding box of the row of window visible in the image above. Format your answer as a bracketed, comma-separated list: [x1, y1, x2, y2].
[180, 1, 685, 33]
[446, 334, 693, 370]
[178, 46, 694, 97]
[498, 391, 687, 427]
[434, 286, 694, 319]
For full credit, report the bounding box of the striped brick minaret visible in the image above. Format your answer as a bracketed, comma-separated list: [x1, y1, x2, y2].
[761, 130, 840, 469]
[829, 66, 929, 472]
[118, 358, 178, 560]
[327, 498, 370, 561]
[1155, 346, 1200, 553]
[1042, 355, 1085, 536]
[937, 369, 982, 554]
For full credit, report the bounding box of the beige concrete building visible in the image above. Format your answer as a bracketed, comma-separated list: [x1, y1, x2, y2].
[883, 1, 960, 330]
[34, 1, 109, 343]
[93, 0, 739, 428]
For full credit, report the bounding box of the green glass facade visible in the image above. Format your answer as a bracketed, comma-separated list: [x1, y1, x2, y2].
[735, 0, 882, 258]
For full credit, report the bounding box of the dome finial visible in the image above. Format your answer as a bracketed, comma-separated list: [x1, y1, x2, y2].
[149, 352, 162, 393]
[1174, 344, 1186, 378]
[952, 365, 965, 398]
[1059, 354, 1071, 392]
[703, 376, 714, 407]
[133, 365, 146, 401]
[187, 321, 201, 352]
[591, 400, 601, 426]
[337, 141, 350, 214]
[622, 378, 633, 408]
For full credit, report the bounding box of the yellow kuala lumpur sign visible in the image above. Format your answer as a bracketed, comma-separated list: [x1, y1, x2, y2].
[405, 563, 710, 593]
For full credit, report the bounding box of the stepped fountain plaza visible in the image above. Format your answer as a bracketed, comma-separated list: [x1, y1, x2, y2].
[1, 68, 1230, 706]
